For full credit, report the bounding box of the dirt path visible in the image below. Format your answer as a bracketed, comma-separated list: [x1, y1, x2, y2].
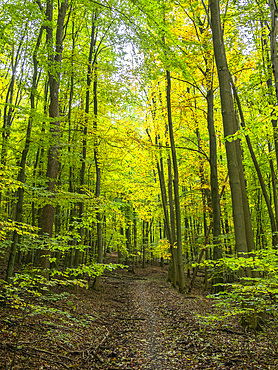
[98, 272, 191, 369]
[92, 267, 278, 369]
[1, 265, 278, 369]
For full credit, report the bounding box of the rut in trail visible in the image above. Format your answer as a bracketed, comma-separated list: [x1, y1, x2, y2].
[130, 279, 189, 369]
[98, 275, 191, 370]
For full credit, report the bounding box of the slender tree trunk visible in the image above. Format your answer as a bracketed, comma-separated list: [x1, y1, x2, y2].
[167, 156, 176, 243]
[255, 190, 266, 248]
[0, 28, 27, 209]
[206, 89, 222, 258]
[1, 28, 26, 166]
[166, 70, 186, 292]
[148, 95, 179, 284]
[269, 147, 278, 229]
[92, 65, 103, 290]
[125, 205, 132, 265]
[132, 209, 137, 271]
[269, 0, 278, 103]
[68, 20, 75, 195]
[206, 87, 223, 291]
[196, 126, 210, 288]
[32, 80, 48, 229]
[157, 155, 172, 243]
[156, 153, 178, 286]
[167, 155, 178, 286]
[5, 27, 44, 280]
[260, 18, 278, 177]
[260, 20, 278, 242]
[65, 20, 76, 268]
[118, 226, 124, 263]
[231, 77, 278, 247]
[142, 220, 148, 268]
[235, 125, 256, 254]
[75, 15, 97, 267]
[198, 13, 222, 263]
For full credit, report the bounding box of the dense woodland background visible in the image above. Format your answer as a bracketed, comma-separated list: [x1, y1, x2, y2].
[2, 0, 278, 332]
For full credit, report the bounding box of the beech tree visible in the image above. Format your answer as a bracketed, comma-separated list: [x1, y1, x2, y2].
[37, 0, 68, 270]
[209, 0, 255, 256]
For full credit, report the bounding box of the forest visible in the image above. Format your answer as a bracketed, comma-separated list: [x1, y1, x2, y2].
[1, 0, 278, 368]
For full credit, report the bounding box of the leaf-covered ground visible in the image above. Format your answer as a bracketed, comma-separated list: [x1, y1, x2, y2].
[1, 263, 278, 369]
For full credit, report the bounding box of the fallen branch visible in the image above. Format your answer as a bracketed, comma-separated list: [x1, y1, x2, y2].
[29, 346, 72, 360]
[113, 317, 146, 320]
[216, 328, 247, 336]
[72, 330, 110, 364]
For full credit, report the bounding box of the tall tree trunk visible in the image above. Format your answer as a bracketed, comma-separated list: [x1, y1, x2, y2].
[125, 205, 132, 265]
[66, 19, 76, 268]
[38, 0, 68, 270]
[75, 14, 97, 266]
[196, 126, 210, 288]
[166, 70, 186, 293]
[269, 146, 278, 229]
[1, 28, 26, 166]
[142, 220, 148, 268]
[231, 77, 278, 247]
[0, 28, 27, 209]
[167, 155, 178, 286]
[155, 152, 178, 286]
[167, 156, 176, 243]
[92, 65, 103, 290]
[5, 26, 44, 280]
[198, 10, 222, 263]
[157, 152, 172, 243]
[68, 20, 75, 195]
[260, 18, 278, 179]
[132, 209, 137, 271]
[269, 0, 278, 103]
[209, 0, 254, 257]
[206, 89, 222, 259]
[32, 80, 48, 228]
[148, 96, 178, 285]
[206, 87, 223, 291]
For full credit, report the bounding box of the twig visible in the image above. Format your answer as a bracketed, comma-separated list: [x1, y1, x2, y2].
[14, 349, 70, 369]
[28, 345, 72, 360]
[113, 317, 146, 320]
[5, 343, 72, 361]
[90, 330, 109, 363]
[39, 322, 85, 338]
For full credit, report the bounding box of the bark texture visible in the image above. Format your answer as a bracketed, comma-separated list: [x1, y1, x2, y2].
[209, 0, 253, 255]
[38, 0, 68, 269]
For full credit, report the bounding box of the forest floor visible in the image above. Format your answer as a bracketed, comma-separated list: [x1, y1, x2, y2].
[1, 258, 278, 369]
